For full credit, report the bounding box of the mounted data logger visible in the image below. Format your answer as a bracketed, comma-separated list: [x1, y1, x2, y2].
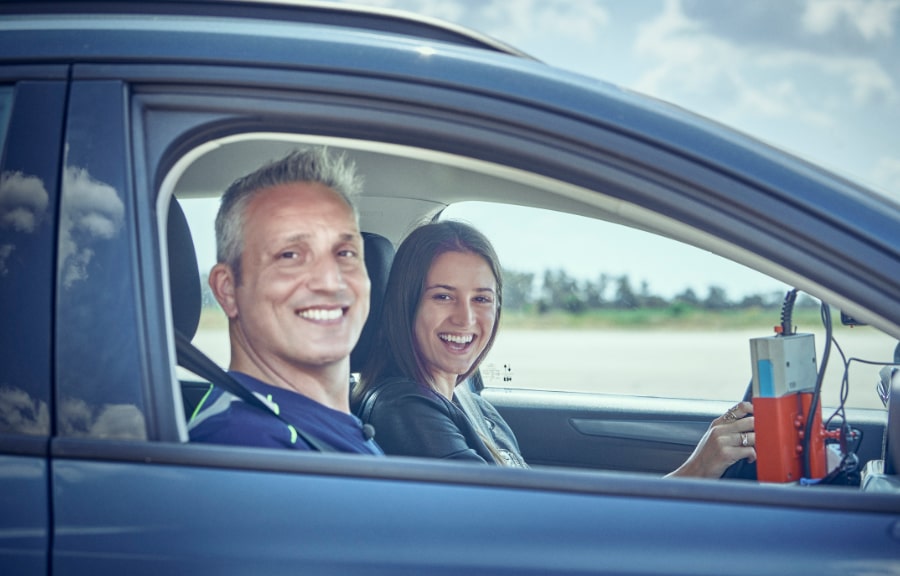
[750, 332, 829, 482]
[750, 289, 844, 483]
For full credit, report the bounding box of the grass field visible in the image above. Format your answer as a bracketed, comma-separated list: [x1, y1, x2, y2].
[200, 305, 832, 332]
[497, 306, 831, 331]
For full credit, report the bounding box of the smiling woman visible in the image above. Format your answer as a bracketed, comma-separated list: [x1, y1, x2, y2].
[350, 221, 522, 465]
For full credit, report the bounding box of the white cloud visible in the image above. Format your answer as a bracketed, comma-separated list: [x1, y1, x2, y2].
[0, 171, 50, 276]
[481, 0, 610, 46]
[59, 164, 125, 289]
[383, 0, 466, 24]
[633, 0, 896, 127]
[57, 397, 146, 439]
[0, 386, 49, 435]
[732, 77, 831, 128]
[826, 56, 895, 105]
[90, 404, 147, 439]
[332, 0, 465, 27]
[0, 171, 49, 233]
[755, 49, 896, 106]
[802, 0, 900, 41]
[635, 0, 744, 98]
[331, 0, 610, 52]
[635, 1, 791, 123]
[0, 244, 12, 277]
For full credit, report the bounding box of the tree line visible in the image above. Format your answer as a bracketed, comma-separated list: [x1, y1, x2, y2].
[502, 268, 816, 313]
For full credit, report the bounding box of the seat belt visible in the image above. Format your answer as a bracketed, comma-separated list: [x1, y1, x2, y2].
[175, 330, 336, 452]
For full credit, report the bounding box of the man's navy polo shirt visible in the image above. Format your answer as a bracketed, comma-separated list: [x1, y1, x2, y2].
[189, 371, 383, 455]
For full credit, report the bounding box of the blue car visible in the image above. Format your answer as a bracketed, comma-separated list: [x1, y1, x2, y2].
[2, 1, 899, 574]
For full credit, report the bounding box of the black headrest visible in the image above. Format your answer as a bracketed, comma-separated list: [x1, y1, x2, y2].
[167, 198, 202, 340]
[351, 232, 395, 373]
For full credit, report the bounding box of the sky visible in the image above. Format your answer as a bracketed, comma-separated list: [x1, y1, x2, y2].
[330, 0, 899, 200]
[323, 0, 899, 299]
[183, 0, 899, 301]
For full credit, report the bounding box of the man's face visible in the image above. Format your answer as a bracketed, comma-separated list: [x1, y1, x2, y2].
[227, 182, 370, 371]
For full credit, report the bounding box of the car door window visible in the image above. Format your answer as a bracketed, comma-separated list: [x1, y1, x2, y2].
[442, 201, 895, 412]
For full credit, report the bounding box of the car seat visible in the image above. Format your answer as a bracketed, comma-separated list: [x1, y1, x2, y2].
[166, 198, 208, 419]
[167, 198, 202, 344]
[350, 231, 395, 376]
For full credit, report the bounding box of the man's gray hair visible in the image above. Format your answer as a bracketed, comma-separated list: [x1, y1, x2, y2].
[214, 147, 363, 283]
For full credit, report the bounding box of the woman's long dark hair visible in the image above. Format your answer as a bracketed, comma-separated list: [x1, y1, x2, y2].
[355, 220, 503, 400]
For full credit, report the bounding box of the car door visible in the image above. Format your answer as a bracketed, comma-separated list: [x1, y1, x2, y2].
[0, 72, 67, 573]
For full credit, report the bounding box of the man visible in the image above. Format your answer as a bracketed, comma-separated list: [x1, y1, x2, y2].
[189, 147, 381, 454]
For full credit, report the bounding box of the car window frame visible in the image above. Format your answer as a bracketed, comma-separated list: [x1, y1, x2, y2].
[95, 62, 895, 513]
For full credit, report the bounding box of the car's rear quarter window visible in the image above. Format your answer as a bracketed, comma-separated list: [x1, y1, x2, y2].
[55, 81, 147, 440]
[0, 82, 64, 436]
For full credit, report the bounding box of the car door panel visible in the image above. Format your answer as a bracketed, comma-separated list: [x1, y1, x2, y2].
[49, 440, 900, 576]
[0, 453, 49, 574]
[484, 388, 888, 476]
[484, 389, 712, 473]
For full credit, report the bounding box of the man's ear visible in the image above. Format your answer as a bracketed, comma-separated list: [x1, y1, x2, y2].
[209, 263, 238, 318]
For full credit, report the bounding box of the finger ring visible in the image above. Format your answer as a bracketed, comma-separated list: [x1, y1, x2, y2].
[724, 409, 737, 421]
[740, 432, 749, 447]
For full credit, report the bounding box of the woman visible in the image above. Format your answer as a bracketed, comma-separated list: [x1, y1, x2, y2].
[353, 220, 756, 476]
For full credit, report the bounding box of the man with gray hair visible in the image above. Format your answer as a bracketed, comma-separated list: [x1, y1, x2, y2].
[189, 147, 381, 454]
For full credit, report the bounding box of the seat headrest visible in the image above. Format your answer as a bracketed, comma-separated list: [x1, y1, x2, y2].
[167, 198, 202, 340]
[351, 232, 395, 373]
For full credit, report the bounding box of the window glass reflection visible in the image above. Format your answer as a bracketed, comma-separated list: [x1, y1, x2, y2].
[0, 83, 60, 436]
[0, 86, 11, 154]
[56, 82, 146, 440]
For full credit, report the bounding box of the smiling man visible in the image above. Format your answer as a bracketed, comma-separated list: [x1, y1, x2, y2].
[189, 148, 382, 454]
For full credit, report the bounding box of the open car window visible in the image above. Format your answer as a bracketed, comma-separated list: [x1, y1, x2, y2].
[442, 201, 895, 412]
[173, 138, 896, 419]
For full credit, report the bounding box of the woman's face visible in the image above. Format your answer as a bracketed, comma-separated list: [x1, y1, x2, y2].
[414, 250, 498, 391]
